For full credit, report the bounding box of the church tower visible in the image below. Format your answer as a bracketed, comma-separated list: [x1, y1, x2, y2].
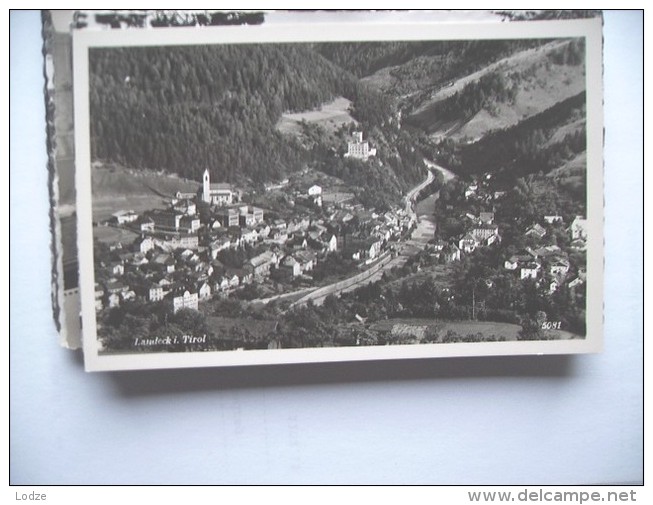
[202, 169, 211, 204]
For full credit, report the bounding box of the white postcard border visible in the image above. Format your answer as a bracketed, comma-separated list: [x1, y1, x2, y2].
[73, 18, 604, 372]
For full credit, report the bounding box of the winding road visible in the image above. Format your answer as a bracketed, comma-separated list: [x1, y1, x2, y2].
[285, 159, 457, 307]
[252, 159, 457, 308]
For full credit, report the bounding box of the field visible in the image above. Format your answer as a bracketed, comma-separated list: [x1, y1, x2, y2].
[91, 163, 199, 222]
[275, 96, 357, 135]
[93, 224, 140, 244]
[369, 318, 579, 342]
[92, 195, 170, 223]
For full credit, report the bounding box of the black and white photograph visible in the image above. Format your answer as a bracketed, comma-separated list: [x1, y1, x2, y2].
[70, 14, 604, 370]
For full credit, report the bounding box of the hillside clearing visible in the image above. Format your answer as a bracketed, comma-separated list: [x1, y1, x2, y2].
[407, 40, 586, 141]
[412, 40, 571, 111]
[91, 163, 199, 222]
[275, 96, 357, 136]
[451, 64, 585, 141]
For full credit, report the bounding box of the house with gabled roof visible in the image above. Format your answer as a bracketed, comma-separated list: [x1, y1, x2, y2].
[136, 236, 155, 254]
[240, 228, 259, 245]
[256, 223, 271, 239]
[198, 281, 212, 300]
[548, 257, 570, 277]
[215, 276, 230, 293]
[525, 223, 547, 239]
[568, 276, 585, 290]
[179, 215, 201, 233]
[479, 211, 495, 224]
[153, 253, 175, 273]
[209, 237, 232, 259]
[570, 216, 588, 241]
[248, 251, 278, 279]
[533, 245, 563, 258]
[108, 261, 124, 276]
[504, 256, 520, 270]
[272, 218, 287, 230]
[226, 267, 253, 286]
[431, 239, 448, 252]
[278, 255, 301, 279]
[267, 227, 289, 245]
[544, 215, 563, 224]
[459, 233, 478, 254]
[107, 292, 121, 308]
[105, 280, 128, 295]
[287, 234, 308, 251]
[443, 243, 461, 263]
[113, 210, 138, 225]
[149, 209, 183, 231]
[464, 184, 478, 199]
[295, 250, 317, 272]
[134, 282, 165, 303]
[173, 199, 196, 216]
[138, 216, 155, 232]
[520, 262, 541, 280]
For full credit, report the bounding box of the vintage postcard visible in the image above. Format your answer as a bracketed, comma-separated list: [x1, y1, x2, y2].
[59, 11, 604, 370]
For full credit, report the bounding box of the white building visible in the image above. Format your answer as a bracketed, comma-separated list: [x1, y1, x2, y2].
[520, 262, 541, 280]
[570, 216, 587, 241]
[171, 289, 199, 313]
[198, 282, 212, 300]
[308, 185, 322, 196]
[201, 169, 234, 205]
[148, 285, 165, 302]
[137, 236, 155, 254]
[113, 210, 138, 225]
[345, 131, 376, 160]
[308, 185, 323, 207]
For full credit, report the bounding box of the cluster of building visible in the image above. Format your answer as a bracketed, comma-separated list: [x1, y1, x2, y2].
[503, 215, 587, 293]
[423, 194, 588, 297]
[458, 211, 502, 253]
[280, 181, 355, 211]
[95, 168, 412, 313]
[423, 211, 500, 264]
[463, 175, 506, 202]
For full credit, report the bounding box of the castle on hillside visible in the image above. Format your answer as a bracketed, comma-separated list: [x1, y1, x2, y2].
[199, 169, 234, 206]
[345, 131, 376, 160]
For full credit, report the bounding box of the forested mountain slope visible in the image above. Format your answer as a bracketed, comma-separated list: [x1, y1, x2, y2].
[404, 39, 585, 141]
[89, 36, 587, 202]
[90, 43, 362, 184]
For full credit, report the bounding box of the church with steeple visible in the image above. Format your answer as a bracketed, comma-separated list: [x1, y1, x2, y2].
[199, 169, 234, 206]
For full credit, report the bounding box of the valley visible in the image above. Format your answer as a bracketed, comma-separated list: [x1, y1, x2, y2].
[88, 35, 589, 352]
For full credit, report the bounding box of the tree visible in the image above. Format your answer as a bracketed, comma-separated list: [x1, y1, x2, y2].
[518, 316, 545, 341]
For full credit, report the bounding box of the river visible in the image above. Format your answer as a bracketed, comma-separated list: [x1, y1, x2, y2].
[410, 159, 457, 245]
